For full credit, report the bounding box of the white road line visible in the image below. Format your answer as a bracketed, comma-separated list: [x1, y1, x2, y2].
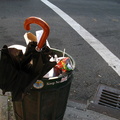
[41, 0, 120, 76]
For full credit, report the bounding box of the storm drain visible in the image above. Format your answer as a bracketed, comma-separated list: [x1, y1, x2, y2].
[88, 84, 120, 119]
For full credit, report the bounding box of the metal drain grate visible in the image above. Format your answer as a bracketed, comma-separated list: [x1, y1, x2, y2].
[88, 84, 120, 119]
[98, 89, 120, 110]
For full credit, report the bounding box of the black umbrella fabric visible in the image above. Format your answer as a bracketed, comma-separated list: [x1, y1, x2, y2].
[0, 17, 56, 101]
[0, 42, 56, 101]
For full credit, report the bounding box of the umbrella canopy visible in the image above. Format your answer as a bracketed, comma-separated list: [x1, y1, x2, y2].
[0, 17, 56, 101]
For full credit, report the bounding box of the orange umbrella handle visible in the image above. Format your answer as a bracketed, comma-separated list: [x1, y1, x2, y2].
[24, 16, 50, 51]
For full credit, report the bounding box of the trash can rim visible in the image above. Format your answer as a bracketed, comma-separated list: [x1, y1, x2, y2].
[44, 47, 75, 80]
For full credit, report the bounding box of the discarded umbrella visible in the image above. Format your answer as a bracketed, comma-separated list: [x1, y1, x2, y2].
[0, 17, 56, 101]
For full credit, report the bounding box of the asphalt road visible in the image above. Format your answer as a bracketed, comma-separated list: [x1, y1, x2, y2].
[0, 0, 120, 103]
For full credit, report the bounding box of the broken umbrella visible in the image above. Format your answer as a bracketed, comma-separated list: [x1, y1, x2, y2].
[0, 17, 56, 101]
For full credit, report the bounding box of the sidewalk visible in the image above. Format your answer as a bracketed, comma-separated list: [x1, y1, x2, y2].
[0, 91, 118, 120]
[65, 100, 118, 120]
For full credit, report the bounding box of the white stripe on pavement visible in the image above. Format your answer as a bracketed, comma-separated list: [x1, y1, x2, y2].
[41, 0, 120, 76]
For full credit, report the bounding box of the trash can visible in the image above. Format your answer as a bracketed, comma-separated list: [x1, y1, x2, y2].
[13, 48, 75, 120]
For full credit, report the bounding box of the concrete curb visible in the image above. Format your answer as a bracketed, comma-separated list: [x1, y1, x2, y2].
[0, 94, 8, 120]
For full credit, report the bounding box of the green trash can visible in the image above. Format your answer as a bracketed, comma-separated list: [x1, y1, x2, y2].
[13, 48, 75, 120]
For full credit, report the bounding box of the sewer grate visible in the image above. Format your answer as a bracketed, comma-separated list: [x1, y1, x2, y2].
[88, 84, 120, 119]
[98, 89, 120, 110]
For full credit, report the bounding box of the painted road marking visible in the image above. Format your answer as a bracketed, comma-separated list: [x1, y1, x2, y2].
[41, 0, 120, 76]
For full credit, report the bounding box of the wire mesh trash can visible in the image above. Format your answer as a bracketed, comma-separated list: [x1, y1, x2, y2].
[13, 48, 75, 120]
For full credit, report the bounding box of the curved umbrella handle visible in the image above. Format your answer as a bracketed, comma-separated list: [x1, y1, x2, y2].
[24, 16, 50, 51]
